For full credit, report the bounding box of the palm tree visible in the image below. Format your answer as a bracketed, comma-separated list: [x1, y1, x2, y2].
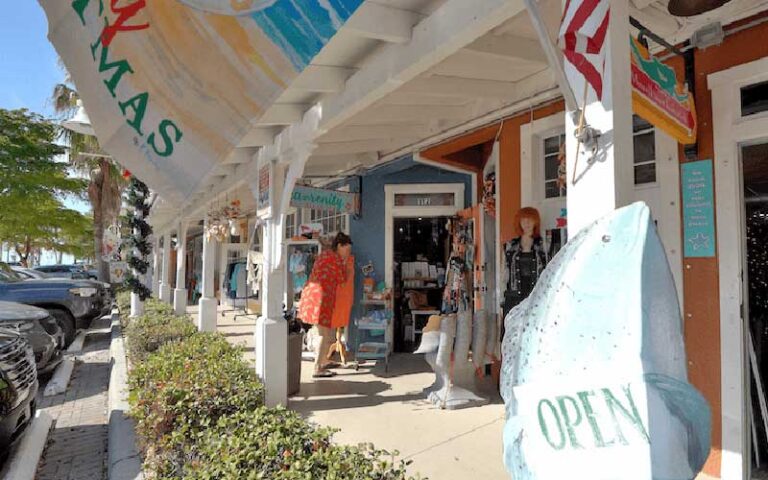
[52, 82, 125, 283]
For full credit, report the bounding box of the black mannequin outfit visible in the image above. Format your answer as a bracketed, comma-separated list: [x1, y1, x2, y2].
[502, 236, 548, 317]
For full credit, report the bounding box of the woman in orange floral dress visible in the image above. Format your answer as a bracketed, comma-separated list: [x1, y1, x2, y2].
[298, 232, 352, 377]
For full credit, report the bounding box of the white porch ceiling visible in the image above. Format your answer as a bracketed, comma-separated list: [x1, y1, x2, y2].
[152, 0, 768, 231]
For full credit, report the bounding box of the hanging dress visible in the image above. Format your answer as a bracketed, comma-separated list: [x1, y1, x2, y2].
[330, 255, 355, 328]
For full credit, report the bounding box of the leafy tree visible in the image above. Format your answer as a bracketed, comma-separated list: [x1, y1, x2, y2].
[0, 108, 89, 265]
[52, 82, 125, 281]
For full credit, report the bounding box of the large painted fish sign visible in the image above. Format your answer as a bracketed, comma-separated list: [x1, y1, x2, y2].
[500, 202, 710, 480]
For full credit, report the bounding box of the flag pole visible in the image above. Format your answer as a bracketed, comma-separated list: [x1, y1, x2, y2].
[522, 0, 580, 116]
[572, 80, 590, 184]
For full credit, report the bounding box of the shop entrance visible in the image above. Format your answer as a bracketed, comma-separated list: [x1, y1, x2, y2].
[742, 141, 768, 477]
[384, 183, 466, 352]
[392, 216, 451, 351]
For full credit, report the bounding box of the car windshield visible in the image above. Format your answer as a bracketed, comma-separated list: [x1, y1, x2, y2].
[0, 263, 23, 282]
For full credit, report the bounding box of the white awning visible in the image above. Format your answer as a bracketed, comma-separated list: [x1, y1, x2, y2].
[40, 0, 364, 204]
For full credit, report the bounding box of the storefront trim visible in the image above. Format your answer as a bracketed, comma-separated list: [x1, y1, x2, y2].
[414, 153, 479, 206]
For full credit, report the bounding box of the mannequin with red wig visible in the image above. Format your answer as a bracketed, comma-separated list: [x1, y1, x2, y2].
[502, 207, 548, 317]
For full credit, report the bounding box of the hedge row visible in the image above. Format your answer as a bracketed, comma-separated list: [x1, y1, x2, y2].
[124, 308, 420, 479]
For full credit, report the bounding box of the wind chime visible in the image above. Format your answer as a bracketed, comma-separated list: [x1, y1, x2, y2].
[205, 195, 243, 242]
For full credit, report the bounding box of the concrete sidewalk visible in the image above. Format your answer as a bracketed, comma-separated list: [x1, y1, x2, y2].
[211, 308, 508, 480]
[35, 316, 112, 480]
[291, 353, 507, 480]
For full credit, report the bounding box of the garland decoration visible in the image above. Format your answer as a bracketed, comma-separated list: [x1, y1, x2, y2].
[122, 174, 153, 300]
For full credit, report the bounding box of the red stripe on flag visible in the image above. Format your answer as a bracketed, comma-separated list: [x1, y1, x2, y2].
[564, 50, 604, 99]
[586, 9, 610, 54]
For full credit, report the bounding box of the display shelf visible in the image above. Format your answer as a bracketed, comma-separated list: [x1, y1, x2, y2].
[361, 299, 389, 305]
[354, 294, 393, 372]
[410, 309, 441, 343]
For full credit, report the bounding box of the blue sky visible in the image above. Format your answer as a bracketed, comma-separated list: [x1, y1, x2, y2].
[0, 3, 64, 118]
[0, 3, 90, 219]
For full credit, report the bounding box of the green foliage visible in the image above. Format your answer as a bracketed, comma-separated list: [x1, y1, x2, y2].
[124, 310, 196, 362]
[177, 407, 418, 480]
[128, 333, 265, 477]
[123, 311, 423, 480]
[116, 290, 131, 316]
[0, 108, 90, 263]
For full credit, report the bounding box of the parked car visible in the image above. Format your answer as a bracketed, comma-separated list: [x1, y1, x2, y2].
[0, 302, 62, 375]
[0, 328, 37, 458]
[0, 264, 102, 345]
[33, 264, 91, 280]
[11, 266, 113, 321]
[10, 266, 49, 280]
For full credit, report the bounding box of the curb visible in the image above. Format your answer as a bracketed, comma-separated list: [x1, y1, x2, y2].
[0, 410, 53, 480]
[43, 357, 75, 397]
[108, 310, 144, 480]
[66, 331, 87, 353]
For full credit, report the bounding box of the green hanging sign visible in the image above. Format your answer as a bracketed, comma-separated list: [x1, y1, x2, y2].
[291, 186, 360, 215]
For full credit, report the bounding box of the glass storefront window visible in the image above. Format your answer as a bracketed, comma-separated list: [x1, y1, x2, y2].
[741, 80, 768, 117]
[633, 115, 657, 185]
[543, 133, 566, 199]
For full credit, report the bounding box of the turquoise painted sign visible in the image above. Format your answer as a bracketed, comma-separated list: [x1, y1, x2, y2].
[682, 160, 716, 258]
[291, 186, 359, 214]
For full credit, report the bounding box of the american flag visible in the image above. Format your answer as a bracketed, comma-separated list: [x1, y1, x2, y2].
[559, 0, 610, 100]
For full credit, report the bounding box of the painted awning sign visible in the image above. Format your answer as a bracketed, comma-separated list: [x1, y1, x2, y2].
[39, 0, 364, 204]
[631, 37, 697, 145]
[291, 185, 359, 215]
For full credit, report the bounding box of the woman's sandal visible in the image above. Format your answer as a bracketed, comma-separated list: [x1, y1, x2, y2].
[312, 370, 336, 378]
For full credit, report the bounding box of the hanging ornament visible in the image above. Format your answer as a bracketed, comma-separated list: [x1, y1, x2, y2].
[121, 175, 153, 300]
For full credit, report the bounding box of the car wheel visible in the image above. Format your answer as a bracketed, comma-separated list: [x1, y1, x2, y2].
[49, 309, 76, 346]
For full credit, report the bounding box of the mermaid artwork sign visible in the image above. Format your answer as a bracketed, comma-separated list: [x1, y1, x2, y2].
[631, 36, 697, 145]
[501, 203, 711, 479]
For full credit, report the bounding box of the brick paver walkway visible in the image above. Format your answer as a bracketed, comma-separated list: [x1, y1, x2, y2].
[35, 316, 112, 480]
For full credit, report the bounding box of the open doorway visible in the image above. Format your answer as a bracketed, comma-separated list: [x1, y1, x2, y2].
[743, 141, 768, 478]
[392, 217, 451, 352]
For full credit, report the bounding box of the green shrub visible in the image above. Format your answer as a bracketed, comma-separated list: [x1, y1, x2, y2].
[169, 407, 418, 480]
[116, 290, 131, 316]
[125, 311, 197, 361]
[145, 298, 175, 316]
[128, 333, 265, 476]
[116, 294, 174, 328]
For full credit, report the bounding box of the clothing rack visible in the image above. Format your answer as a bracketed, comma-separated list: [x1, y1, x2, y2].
[220, 254, 253, 321]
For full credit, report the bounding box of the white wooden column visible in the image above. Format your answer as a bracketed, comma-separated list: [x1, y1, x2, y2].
[173, 220, 188, 315]
[197, 217, 218, 331]
[252, 160, 288, 408]
[564, 0, 634, 235]
[159, 232, 172, 303]
[151, 236, 161, 298]
[251, 106, 319, 407]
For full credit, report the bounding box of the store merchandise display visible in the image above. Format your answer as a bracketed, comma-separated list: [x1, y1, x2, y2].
[500, 203, 710, 479]
[414, 216, 492, 409]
